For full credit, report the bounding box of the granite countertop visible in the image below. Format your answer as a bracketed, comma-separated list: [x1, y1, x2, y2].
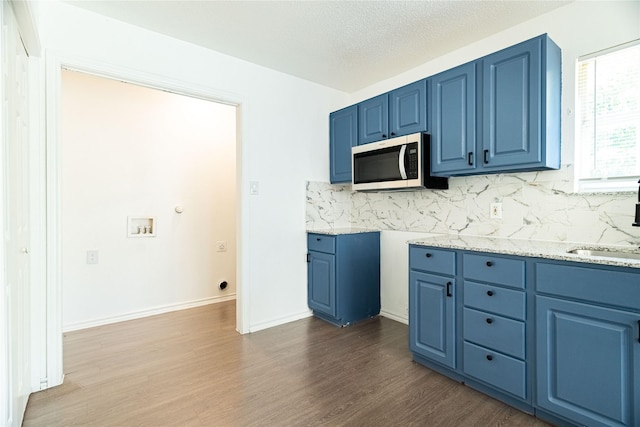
[408, 234, 640, 269]
[307, 228, 380, 236]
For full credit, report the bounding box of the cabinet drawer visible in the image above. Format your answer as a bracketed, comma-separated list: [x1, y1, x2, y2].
[308, 234, 336, 254]
[463, 341, 526, 399]
[464, 281, 525, 320]
[463, 308, 525, 359]
[409, 246, 456, 276]
[463, 253, 525, 289]
[536, 262, 640, 311]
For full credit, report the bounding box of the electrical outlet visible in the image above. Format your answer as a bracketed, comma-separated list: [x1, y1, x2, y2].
[216, 241, 227, 252]
[490, 203, 503, 219]
[86, 250, 99, 264]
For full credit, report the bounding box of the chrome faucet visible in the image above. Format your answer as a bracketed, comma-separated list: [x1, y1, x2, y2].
[634, 179, 640, 227]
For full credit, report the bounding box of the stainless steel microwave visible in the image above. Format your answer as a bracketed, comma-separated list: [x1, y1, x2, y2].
[351, 133, 448, 191]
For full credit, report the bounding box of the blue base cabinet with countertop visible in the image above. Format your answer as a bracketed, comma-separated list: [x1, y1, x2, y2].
[307, 231, 380, 326]
[535, 261, 640, 427]
[409, 245, 534, 412]
[409, 241, 640, 426]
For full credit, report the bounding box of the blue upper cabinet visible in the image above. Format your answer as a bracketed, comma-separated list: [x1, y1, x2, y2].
[359, 94, 389, 145]
[431, 34, 561, 177]
[430, 62, 477, 175]
[482, 35, 560, 172]
[330, 34, 561, 179]
[358, 79, 428, 145]
[389, 80, 428, 138]
[329, 105, 358, 183]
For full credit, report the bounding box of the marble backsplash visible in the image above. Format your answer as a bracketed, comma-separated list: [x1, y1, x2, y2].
[306, 165, 640, 246]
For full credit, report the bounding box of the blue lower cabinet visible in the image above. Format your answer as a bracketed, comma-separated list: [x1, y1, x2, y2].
[409, 271, 456, 369]
[462, 253, 530, 406]
[463, 341, 526, 400]
[463, 308, 525, 359]
[307, 232, 380, 326]
[409, 247, 532, 413]
[409, 247, 640, 426]
[307, 251, 336, 317]
[536, 296, 640, 427]
[535, 261, 640, 427]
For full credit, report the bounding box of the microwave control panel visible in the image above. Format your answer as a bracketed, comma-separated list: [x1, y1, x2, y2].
[406, 142, 419, 179]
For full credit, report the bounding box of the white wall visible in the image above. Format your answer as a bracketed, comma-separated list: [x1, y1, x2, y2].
[60, 70, 237, 330]
[36, 0, 349, 334]
[379, 230, 437, 323]
[309, 1, 640, 323]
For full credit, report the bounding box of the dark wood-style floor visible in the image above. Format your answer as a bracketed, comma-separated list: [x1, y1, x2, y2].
[23, 301, 550, 426]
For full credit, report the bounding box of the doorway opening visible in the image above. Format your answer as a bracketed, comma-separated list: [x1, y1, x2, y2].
[59, 69, 238, 331]
[41, 58, 247, 388]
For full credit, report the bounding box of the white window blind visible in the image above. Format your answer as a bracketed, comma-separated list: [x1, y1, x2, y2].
[576, 40, 640, 192]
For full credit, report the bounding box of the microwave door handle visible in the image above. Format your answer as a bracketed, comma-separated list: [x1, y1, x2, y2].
[398, 145, 408, 179]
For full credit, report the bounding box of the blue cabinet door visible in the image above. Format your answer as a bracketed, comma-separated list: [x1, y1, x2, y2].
[409, 271, 456, 369]
[308, 251, 336, 317]
[430, 62, 476, 175]
[358, 94, 388, 145]
[483, 37, 542, 169]
[389, 79, 427, 138]
[329, 105, 357, 183]
[536, 296, 640, 427]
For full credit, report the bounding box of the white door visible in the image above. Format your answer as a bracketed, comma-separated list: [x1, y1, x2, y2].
[1, 1, 31, 425]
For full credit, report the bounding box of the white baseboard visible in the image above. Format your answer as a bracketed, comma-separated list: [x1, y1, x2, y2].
[63, 294, 237, 332]
[248, 309, 313, 333]
[380, 309, 408, 325]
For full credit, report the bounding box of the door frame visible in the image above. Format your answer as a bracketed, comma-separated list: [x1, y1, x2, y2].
[42, 52, 249, 388]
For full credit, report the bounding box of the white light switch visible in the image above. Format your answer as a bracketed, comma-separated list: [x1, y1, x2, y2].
[249, 181, 259, 196]
[216, 241, 227, 252]
[86, 250, 99, 264]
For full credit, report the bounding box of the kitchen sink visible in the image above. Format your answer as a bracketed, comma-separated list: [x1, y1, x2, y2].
[567, 248, 640, 261]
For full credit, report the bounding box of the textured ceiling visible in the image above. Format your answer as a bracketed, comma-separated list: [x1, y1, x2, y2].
[65, 0, 571, 92]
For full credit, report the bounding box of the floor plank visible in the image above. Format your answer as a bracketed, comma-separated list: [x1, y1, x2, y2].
[23, 301, 550, 426]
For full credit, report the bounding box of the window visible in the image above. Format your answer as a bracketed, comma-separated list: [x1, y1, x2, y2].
[576, 40, 640, 192]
